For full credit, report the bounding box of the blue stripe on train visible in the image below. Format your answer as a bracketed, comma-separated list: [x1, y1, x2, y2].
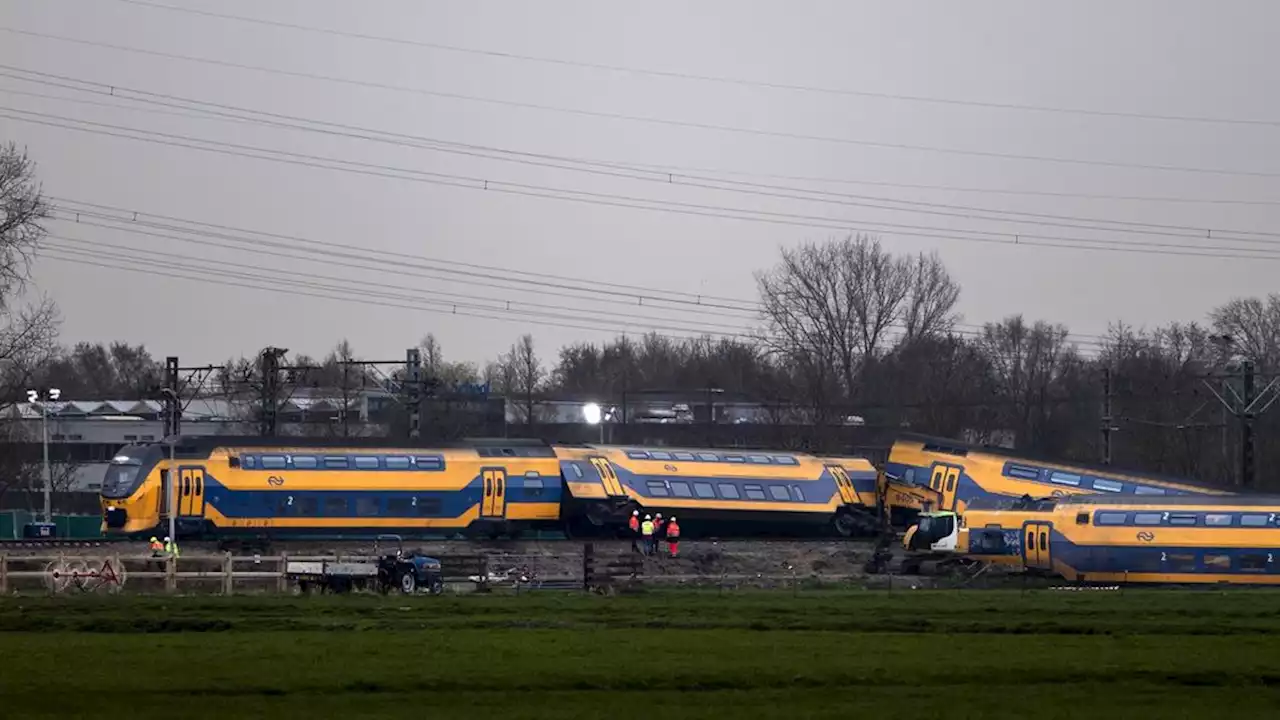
[200, 473, 563, 520]
[1045, 527, 1280, 576]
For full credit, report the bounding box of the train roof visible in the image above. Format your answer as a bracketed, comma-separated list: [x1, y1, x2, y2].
[894, 432, 1233, 493]
[154, 435, 556, 459]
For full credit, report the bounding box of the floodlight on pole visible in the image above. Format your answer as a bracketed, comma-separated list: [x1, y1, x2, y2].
[27, 388, 62, 523]
[582, 402, 604, 443]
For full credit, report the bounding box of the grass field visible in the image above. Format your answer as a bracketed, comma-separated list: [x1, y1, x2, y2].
[3, 589, 1280, 718]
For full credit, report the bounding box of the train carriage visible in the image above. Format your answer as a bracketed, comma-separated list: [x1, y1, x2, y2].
[100, 437, 884, 540]
[884, 433, 1235, 516]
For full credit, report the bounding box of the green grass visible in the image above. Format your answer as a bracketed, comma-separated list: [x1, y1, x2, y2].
[4, 590, 1280, 718]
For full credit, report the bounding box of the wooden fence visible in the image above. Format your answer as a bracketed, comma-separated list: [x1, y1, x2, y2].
[0, 544, 645, 595]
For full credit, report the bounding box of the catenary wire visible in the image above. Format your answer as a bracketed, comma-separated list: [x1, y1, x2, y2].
[12, 106, 1280, 264]
[3, 69, 1278, 244]
[104, 0, 1280, 129]
[4, 26, 1280, 179]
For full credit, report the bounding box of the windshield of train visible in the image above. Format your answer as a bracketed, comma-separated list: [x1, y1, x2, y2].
[100, 456, 144, 499]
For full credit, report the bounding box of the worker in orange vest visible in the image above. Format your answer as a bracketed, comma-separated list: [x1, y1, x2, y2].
[628, 510, 640, 552]
[666, 516, 681, 557]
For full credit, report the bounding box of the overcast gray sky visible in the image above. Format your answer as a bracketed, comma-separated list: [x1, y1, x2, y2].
[3, 0, 1278, 367]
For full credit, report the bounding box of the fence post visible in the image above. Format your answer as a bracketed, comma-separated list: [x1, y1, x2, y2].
[0, 553, 7, 595]
[112, 553, 122, 594]
[582, 542, 594, 592]
[166, 554, 177, 594]
[277, 551, 289, 594]
[222, 552, 233, 596]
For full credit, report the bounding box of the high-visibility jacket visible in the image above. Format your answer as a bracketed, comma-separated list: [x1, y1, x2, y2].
[149, 538, 163, 552]
[666, 521, 680, 539]
[628, 516, 640, 532]
[164, 540, 180, 557]
[654, 519, 665, 534]
[641, 520, 654, 536]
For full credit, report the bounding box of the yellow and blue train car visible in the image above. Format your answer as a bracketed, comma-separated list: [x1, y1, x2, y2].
[884, 433, 1234, 515]
[966, 495, 1280, 585]
[556, 445, 880, 537]
[101, 437, 565, 539]
[100, 437, 884, 540]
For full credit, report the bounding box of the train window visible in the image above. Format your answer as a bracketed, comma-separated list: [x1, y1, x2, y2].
[276, 495, 294, 515]
[650, 451, 673, 461]
[525, 477, 545, 497]
[769, 485, 790, 501]
[1240, 554, 1269, 571]
[945, 474, 956, 492]
[1204, 514, 1233, 527]
[1049, 471, 1081, 486]
[1240, 514, 1270, 527]
[626, 451, 649, 460]
[674, 452, 696, 461]
[324, 456, 348, 469]
[723, 455, 745, 463]
[242, 456, 256, 469]
[670, 481, 693, 498]
[356, 497, 379, 516]
[1134, 486, 1165, 495]
[299, 496, 318, 516]
[773, 456, 798, 465]
[1005, 464, 1040, 480]
[718, 483, 740, 499]
[293, 456, 318, 469]
[1095, 512, 1127, 526]
[261, 455, 287, 470]
[417, 497, 442, 515]
[792, 486, 805, 502]
[1092, 479, 1123, 493]
[697, 453, 719, 462]
[415, 456, 445, 471]
[1203, 554, 1231, 570]
[744, 485, 767, 500]
[694, 482, 715, 499]
[1165, 553, 1196, 571]
[647, 481, 670, 497]
[324, 497, 348, 515]
[1168, 514, 1198, 526]
[1134, 513, 1163, 526]
[387, 498, 412, 515]
[748, 455, 771, 463]
[353, 457, 380, 470]
[569, 463, 584, 479]
[384, 456, 410, 470]
[1076, 512, 1090, 525]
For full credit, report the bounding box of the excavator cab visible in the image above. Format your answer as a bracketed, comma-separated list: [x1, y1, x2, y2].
[904, 511, 960, 553]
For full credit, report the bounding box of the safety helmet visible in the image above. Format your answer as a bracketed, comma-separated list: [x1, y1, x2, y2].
[632, 510, 639, 516]
[656, 513, 662, 518]
[149, 536, 158, 542]
[670, 516, 676, 522]
[164, 536, 171, 542]
[645, 514, 651, 519]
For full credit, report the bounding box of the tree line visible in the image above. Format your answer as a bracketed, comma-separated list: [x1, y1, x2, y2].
[3, 141, 1280, 494]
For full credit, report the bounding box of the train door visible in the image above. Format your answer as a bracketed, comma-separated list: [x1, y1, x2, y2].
[178, 467, 206, 518]
[482, 469, 507, 518]
[588, 457, 626, 498]
[928, 463, 962, 511]
[1023, 521, 1052, 571]
[825, 465, 858, 505]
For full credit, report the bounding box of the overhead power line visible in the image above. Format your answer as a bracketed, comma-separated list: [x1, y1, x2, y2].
[5, 26, 1280, 179]
[39, 235, 1110, 358]
[13, 106, 1280, 267]
[4, 66, 1278, 244]
[113, 0, 1280, 129]
[47, 198, 1113, 344]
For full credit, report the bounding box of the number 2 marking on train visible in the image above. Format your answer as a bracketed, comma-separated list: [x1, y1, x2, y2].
[1161, 552, 1167, 562]
[286, 495, 293, 506]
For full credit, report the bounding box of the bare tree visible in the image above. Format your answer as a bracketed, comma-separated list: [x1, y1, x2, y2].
[900, 251, 961, 342]
[0, 142, 58, 416]
[978, 315, 1078, 452]
[1210, 294, 1280, 371]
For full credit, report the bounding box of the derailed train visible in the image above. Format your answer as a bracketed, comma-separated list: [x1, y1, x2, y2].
[98, 433, 1237, 542]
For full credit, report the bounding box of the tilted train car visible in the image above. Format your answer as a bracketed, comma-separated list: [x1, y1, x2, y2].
[100, 436, 883, 540]
[883, 433, 1235, 515]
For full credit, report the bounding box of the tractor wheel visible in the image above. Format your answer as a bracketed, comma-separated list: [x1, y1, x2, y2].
[398, 570, 417, 594]
[832, 513, 857, 538]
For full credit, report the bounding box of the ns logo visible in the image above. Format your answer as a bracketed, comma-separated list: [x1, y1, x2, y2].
[1136, 531, 1155, 542]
